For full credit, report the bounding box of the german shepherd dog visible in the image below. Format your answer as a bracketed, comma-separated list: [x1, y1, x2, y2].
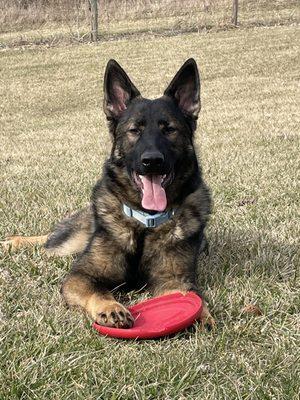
[4, 59, 215, 328]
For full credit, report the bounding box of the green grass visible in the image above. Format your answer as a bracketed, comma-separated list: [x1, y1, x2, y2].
[1, 21, 300, 399]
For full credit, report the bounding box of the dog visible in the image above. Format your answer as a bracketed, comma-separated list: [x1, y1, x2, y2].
[4, 59, 215, 328]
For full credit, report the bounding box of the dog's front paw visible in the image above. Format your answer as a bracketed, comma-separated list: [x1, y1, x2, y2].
[94, 301, 134, 328]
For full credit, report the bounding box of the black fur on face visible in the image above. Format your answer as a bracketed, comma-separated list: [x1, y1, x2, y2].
[103, 59, 202, 212]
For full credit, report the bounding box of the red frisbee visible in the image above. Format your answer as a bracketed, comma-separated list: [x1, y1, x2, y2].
[93, 291, 202, 339]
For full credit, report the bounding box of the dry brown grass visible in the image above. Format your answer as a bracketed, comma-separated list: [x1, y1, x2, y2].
[1, 0, 227, 32]
[0, 0, 299, 47]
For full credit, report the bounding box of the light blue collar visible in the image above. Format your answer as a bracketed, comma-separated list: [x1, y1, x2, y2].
[123, 204, 174, 228]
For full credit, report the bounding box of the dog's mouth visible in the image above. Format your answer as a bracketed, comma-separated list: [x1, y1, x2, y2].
[132, 172, 173, 212]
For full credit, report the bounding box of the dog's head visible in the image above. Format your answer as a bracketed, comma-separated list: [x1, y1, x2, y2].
[103, 59, 201, 212]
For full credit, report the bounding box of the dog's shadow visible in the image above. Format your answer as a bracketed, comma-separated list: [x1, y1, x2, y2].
[197, 227, 297, 288]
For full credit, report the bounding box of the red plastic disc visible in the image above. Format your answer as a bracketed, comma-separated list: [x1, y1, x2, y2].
[93, 291, 202, 339]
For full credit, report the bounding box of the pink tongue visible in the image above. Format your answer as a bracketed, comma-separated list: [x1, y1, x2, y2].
[140, 175, 167, 212]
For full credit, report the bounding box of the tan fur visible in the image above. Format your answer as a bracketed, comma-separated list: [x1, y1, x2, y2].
[95, 192, 142, 253]
[62, 273, 133, 327]
[157, 289, 188, 296]
[46, 231, 89, 256]
[86, 235, 128, 280]
[199, 302, 216, 329]
[62, 273, 99, 308]
[2, 235, 48, 251]
[87, 297, 133, 327]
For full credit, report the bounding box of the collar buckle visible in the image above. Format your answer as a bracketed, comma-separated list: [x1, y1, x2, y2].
[145, 217, 156, 228]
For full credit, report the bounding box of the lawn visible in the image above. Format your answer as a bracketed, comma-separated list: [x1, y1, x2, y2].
[0, 20, 299, 399]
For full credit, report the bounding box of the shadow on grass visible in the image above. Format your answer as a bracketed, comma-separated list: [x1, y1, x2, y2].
[197, 228, 298, 288]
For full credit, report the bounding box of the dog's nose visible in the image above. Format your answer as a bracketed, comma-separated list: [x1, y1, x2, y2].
[141, 151, 164, 169]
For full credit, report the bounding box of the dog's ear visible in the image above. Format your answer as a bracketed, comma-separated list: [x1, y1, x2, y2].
[164, 58, 201, 119]
[103, 59, 140, 119]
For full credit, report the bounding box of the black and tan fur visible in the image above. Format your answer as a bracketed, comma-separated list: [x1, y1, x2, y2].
[4, 59, 215, 328]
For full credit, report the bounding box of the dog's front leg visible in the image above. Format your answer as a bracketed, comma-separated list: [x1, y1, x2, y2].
[61, 235, 134, 328]
[154, 281, 215, 330]
[144, 246, 216, 329]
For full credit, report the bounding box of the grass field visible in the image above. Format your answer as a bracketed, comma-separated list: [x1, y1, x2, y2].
[1, 16, 300, 400]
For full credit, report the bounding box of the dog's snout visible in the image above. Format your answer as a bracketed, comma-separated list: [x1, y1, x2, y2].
[141, 151, 164, 169]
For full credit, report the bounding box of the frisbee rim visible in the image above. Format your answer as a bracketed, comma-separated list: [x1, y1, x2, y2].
[92, 291, 202, 339]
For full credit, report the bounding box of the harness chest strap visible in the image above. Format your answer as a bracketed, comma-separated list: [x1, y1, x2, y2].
[123, 204, 175, 228]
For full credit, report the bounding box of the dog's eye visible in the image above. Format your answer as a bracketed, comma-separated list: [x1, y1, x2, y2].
[128, 128, 140, 136]
[165, 126, 176, 134]
[128, 128, 140, 135]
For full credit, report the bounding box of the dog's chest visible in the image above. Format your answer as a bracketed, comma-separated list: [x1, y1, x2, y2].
[123, 224, 175, 285]
[124, 229, 147, 287]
